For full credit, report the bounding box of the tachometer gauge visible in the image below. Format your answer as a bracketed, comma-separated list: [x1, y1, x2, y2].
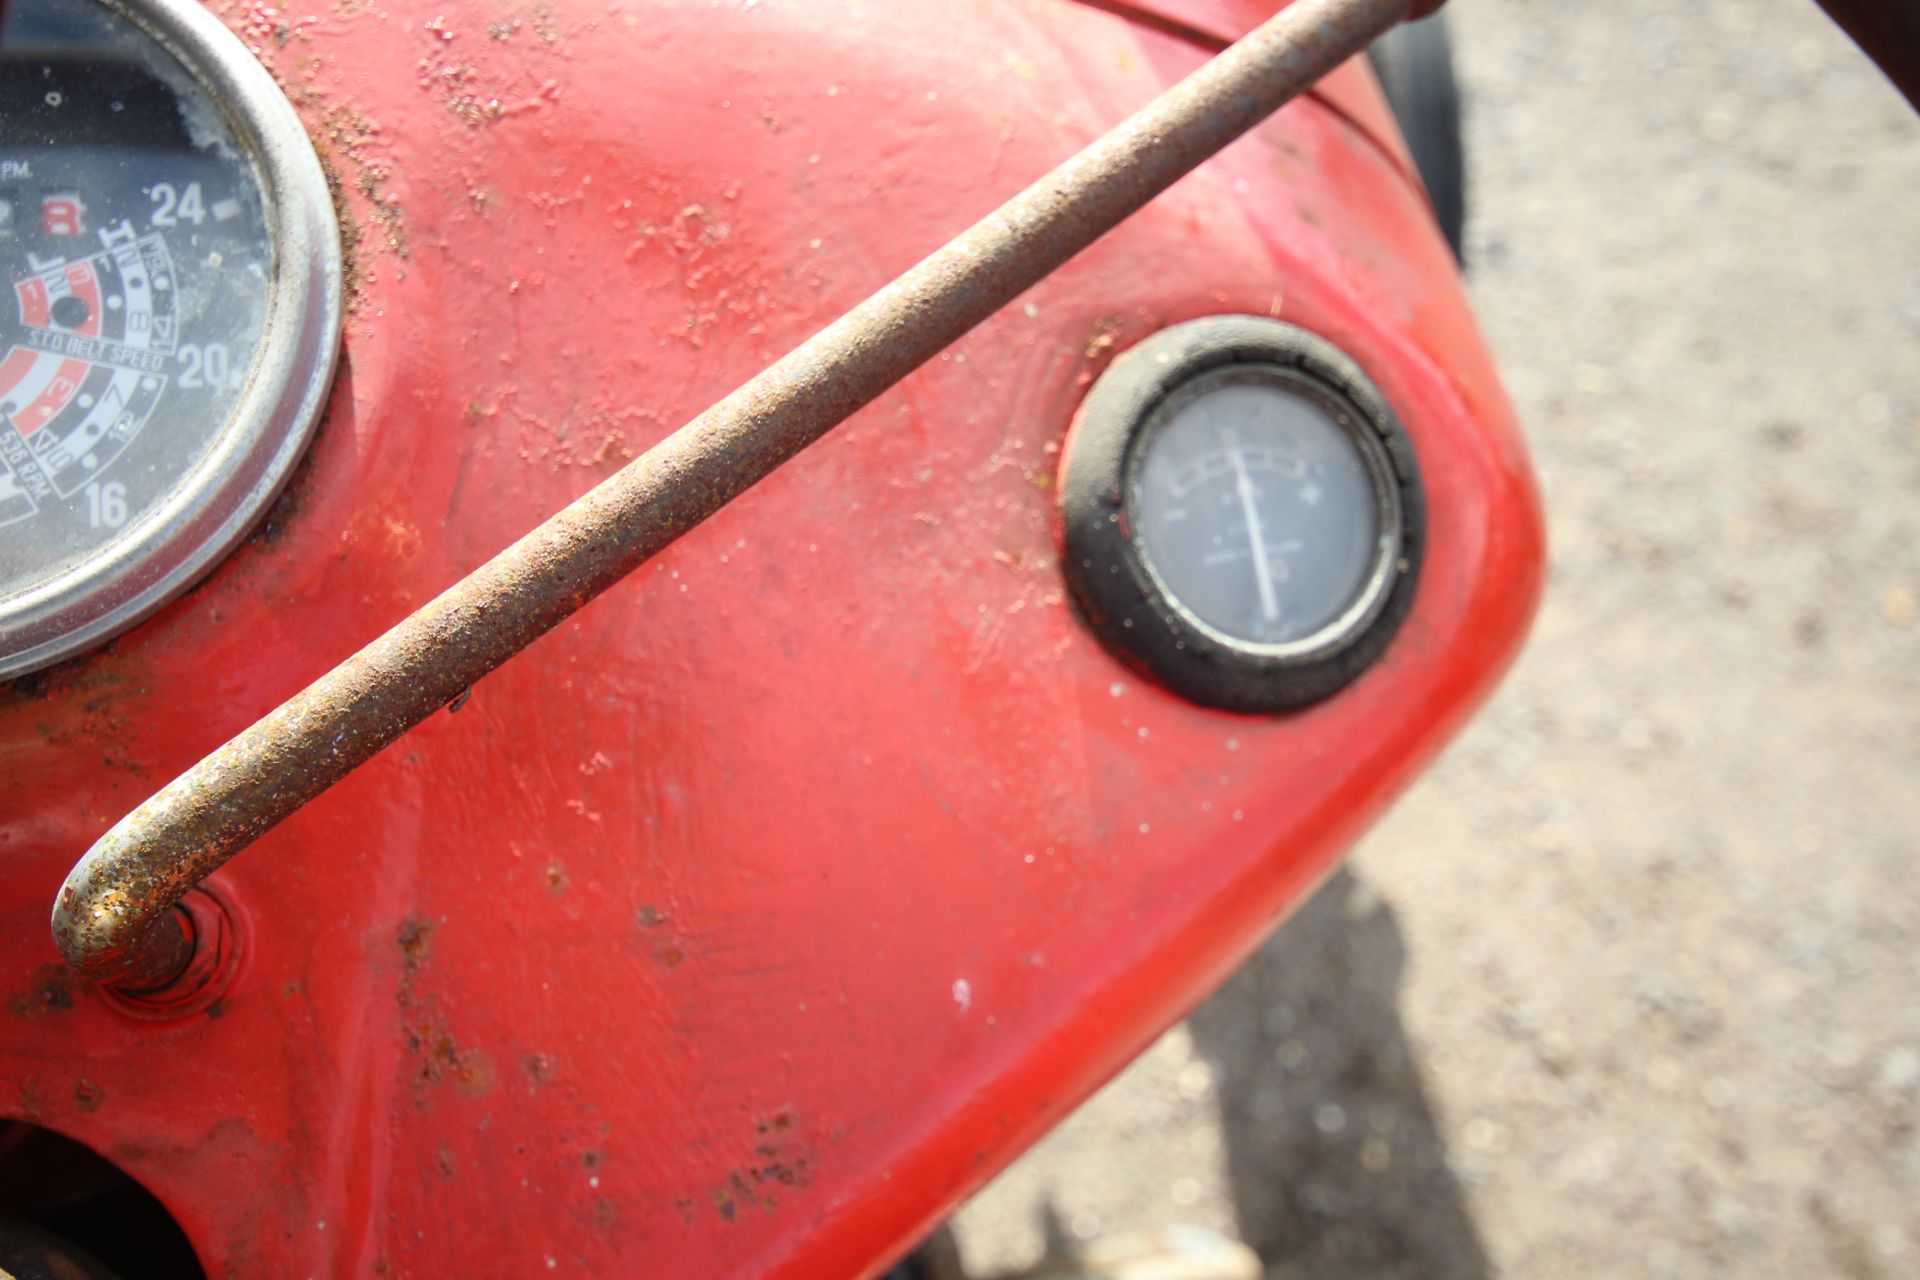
[1059, 317, 1423, 713]
[0, 0, 340, 677]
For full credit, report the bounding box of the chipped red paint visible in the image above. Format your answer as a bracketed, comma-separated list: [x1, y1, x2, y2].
[0, 0, 1531, 1277]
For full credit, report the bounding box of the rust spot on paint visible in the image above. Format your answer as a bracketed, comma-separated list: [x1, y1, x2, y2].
[544, 862, 568, 895]
[397, 917, 434, 968]
[454, 1050, 495, 1096]
[750, 1147, 809, 1190]
[593, 1197, 617, 1229]
[710, 1109, 815, 1219]
[656, 944, 685, 969]
[9, 965, 78, 1020]
[317, 155, 366, 309]
[407, 1023, 493, 1098]
[524, 1052, 555, 1085]
[3, 671, 48, 701]
[427, 1032, 455, 1069]
[437, 1142, 456, 1178]
[73, 1078, 105, 1112]
[634, 905, 668, 928]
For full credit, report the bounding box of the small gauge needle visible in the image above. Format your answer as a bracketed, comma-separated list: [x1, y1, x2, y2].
[1229, 445, 1281, 624]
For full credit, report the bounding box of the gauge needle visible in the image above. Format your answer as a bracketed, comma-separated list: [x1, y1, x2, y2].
[1229, 445, 1281, 624]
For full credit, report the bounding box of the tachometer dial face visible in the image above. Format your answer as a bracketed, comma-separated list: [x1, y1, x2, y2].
[1059, 317, 1424, 714]
[1128, 369, 1383, 649]
[0, 0, 339, 678]
[0, 67, 270, 587]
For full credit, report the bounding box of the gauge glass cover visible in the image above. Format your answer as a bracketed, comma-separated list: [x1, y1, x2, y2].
[1128, 369, 1386, 650]
[0, 0, 340, 677]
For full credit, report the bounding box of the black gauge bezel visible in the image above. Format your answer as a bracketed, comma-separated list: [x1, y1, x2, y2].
[0, 0, 342, 678]
[1059, 316, 1424, 714]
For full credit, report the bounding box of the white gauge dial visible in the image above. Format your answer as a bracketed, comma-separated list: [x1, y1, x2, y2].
[1128, 370, 1384, 649]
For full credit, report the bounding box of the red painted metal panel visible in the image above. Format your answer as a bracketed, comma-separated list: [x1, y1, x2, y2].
[0, 1, 1540, 1276]
[1079, 0, 1422, 181]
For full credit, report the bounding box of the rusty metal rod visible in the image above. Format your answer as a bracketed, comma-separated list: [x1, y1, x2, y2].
[53, 0, 1420, 988]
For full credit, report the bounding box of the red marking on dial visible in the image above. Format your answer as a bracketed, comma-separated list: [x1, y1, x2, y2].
[14, 277, 50, 328]
[15, 358, 90, 435]
[40, 195, 84, 238]
[0, 348, 36, 403]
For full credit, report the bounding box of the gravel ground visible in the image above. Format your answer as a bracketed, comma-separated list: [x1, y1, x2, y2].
[953, 2, 1920, 1276]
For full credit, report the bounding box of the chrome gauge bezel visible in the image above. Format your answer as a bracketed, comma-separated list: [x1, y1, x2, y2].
[0, 0, 342, 678]
[1058, 316, 1425, 714]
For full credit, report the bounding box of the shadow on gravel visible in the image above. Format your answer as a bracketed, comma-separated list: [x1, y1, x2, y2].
[1188, 869, 1490, 1280]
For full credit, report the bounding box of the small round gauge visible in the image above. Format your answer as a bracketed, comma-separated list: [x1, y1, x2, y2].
[1059, 317, 1423, 713]
[0, 0, 341, 678]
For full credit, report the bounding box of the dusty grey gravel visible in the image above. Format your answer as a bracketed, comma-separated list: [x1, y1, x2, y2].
[952, 1, 1920, 1276]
